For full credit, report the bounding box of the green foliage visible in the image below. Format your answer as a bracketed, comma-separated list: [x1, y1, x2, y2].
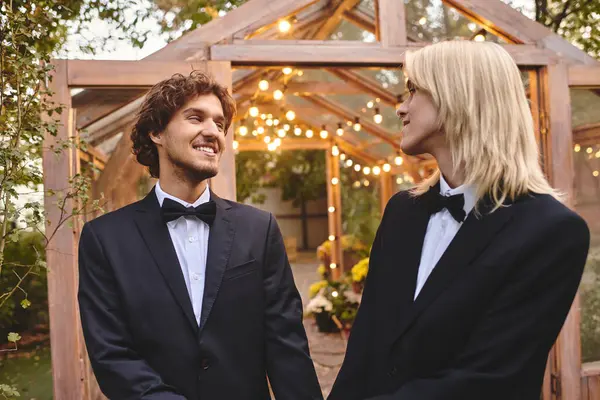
[234, 151, 271, 204]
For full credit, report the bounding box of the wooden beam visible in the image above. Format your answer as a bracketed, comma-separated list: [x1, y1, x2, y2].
[42, 60, 85, 400]
[342, 9, 375, 33]
[211, 42, 559, 66]
[67, 60, 201, 88]
[574, 123, 600, 147]
[302, 94, 400, 148]
[327, 68, 400, 107]
[235, 80, 366, 96]
[82, 96, 144, 146]
[569, 66, 600, 87]
[73, 88, 145, 129]
[146, 0, 319, 61]
[379, 171, 394, 214]
[376, 0, 407, 46]
[313, 0, 362, 41]
[325, 142, 344, 277]
[544, 62, 581, 400]
[237, 138, 330, 151]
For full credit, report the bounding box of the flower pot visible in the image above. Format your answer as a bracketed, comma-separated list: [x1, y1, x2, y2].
[314, 311, 340, 333]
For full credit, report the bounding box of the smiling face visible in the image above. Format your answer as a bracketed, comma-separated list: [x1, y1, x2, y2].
[396, 80, 443, 156]
[151, 94, 226, 183]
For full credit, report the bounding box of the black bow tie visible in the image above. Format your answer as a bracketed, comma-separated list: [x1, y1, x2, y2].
[421, 186, 466, 223]
[161, 198, 216, 225]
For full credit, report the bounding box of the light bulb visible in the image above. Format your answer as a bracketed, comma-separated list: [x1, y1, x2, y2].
[266, 119, 273, 126]
[264, 136, 271, 143]
[297, 70, 304, 76]
[329, 263, 337, 269]
[278, 20, 291, 33]
[320, 129, 328, 139]
[363, 180, 370, 187]
[474, 34, 485, 42]
[354, 164, 361, 172]
[346, 159, 353, 167]
[286, 110, 296, 121]
[273, 119, 280, 126]
[258, 79, 269, 91]
[274, 89, 284, 100]
[374, 108, 382, 124]
[294, 126, 302, 136]
[574, 144, 581, 152]
[367, 101, 374, 108]
[394, 155, 403, 165]
[274, 138, 281, 146]
[332, 291, 339, 298]
[233, 140, 239, 150]
[257, 127, 265, 134]
[249, 106, 259, 117]
[336, 123, 344, 136]
[354, 118, 361, 131]
[329, 235, 335, 241]
[282, 67, 293, 75]
[277, 129, 286, 138]
[332, 146, 339, 156]
[594, 170, 599, 177]
[306, 129, 314, 138]
[260, 114, 267, 120]
[419, 17, 427, 25]
[340, 153, 346, 161]
[373, 166, 381, 175]
[239, 126, 248, 136]
[397, 177, 404, 184]
[587, 147, 593, 154]
[363, 166, 371, 175]
[328, 206, 335, 213]
[383, 163, 391, 172]
[331, 177, 339, 185]
[268, 143, 277, 151]
[284, 124, 290, 131]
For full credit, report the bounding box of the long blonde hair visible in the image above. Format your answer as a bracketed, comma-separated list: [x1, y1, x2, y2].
[404, 41, 559, 211]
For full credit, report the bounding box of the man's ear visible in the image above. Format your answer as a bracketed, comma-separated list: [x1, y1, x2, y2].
[150, 131, 162, 146]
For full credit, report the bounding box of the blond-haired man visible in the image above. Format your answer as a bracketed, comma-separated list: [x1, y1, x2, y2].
[329, 41, 589, 400]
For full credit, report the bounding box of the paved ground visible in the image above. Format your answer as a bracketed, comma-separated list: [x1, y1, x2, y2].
[291, 252, 346, 398]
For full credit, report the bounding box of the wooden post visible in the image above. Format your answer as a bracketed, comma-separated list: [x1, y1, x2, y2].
[325, 143, 343, 278]
[545, 62, 581, 400]
[375, 0, 407, 47]
[379, 171, 393, 215]
[42, 60, 85, 400]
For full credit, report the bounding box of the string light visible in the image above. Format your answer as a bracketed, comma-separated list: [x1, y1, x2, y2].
[419, 17, 427, 25]
[238, 126, 248, 136]
[249, 106, 259, 117]
[277, 129, 286, 138]
[396, 176, 404, 184]
[278, 19, 291, 33]
[331, 291, 339, 298]
[372, 166, 381, 175]
[587, 147, 593, 154]
[264, 136, 271, 143]
[253, 120, 259, 126]
[374, 108, 383, 124]
[273, 119, 280, 126]
[320, 125, 329, 139]
[274, 138, 282, 146]
[395, 155, 403, 165]
[376, 98, 380, 103]
[252, 130, 258, 136]
[367, 101, 374, 108]
[383, 163, 391, 172]
[286, 110, 296, 121]
[346, 159, 353, 167]
[331, 177, 339, 185]
[257, 127, 265, 134]
[266, 119, 273, 127]
[233, 140, 239, 150]
[353, 181, 361, 188]
[329, 263, 337, 269]
[363, 179, 370, 187]
[596, 151, 600, 158]
[340, 153, 346, 161]
[261, 114, 267, 120]
[329, 235, 335, 241]
[336, 123, 344, 136]
[354, 117, 361, 131]
[274, 89, 284, 101]
[294, 126, 302, 136]
[267, 114, 273, 119]
[363, 166, 371, 175]
[306, 129, 314, 138]
[354, 164, 361, 172]
[574, 144, 581, 152]
[594, 170, 599, 177]
[474, 34, 486, 42]
[284, 124, 290, 131]
[258, 79, 269, 91]
[328, 206, 336, 213]
[297, 70, 304, 76]
[332, 145, 339, 156]
[282, 67, 293, 75]
[267, 142, 277, 151]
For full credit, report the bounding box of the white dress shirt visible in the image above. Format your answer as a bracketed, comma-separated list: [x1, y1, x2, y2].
[155, 182, 210, 325]
[414, 175, 477, 300]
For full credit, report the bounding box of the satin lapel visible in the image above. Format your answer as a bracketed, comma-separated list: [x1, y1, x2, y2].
[133, 188, 198, 334]
[198, 191, 234, 335]
[393, 200, 515, 344]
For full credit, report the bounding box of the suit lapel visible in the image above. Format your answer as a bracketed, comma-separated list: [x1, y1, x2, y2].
[133, 188, 198, 334]
[393, 198, 515, 343]
[198, 191, 235, 335]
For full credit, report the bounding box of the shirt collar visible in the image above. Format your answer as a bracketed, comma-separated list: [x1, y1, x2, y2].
[155, 181, 211, 208]
[439, 174, 477, 216]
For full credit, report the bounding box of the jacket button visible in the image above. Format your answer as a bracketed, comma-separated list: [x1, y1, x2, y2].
[388, 366, 398, 377]
[201, 358, 210, 370]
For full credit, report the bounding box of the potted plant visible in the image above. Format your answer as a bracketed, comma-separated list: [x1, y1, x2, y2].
[350, 257, 369, 294]
[305, 280, 362, 334]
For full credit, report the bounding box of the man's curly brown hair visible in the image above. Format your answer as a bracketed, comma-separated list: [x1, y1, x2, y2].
[131, 70, 236, 178]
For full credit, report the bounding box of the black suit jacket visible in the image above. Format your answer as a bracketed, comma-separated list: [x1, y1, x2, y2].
[78, 188, 323, 400]
[328, 189, 589, 400]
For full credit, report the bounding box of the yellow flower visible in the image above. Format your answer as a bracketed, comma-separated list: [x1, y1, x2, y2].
[317, 264, 327, 278]
[309, 280, 329, 298]
[351, 258, 369, 283]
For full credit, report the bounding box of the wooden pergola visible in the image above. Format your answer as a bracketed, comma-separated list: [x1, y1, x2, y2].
[43, 0, 600, 398]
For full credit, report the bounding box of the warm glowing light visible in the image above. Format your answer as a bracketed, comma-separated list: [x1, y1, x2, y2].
[331, 177, 339, 185]
[286, 110, 296, 121]
[574, 144, 581, 152]
[294, 126, 302, 136]
[249, 106, 259, 117]
[346, 159, 353, 167]
[264, 136, 271, 143]
[594, 170, 599, 177]
[329, 263, 337, 269]
[354, 164, 361, 172]
[274, 89, 284, 100]
[587, 147, 593, 154]
[474, 34, 485, 42]
[331, 291, 339, 298]
[329, 235, 335, 241]
[383, 163, 391, 172]
[273, 119, 280, 126]
[363, 180, 370, 187]
[374, 108, 382, 124]
[283, 67, 293, 75]
[320, 128, 329, 139]
[373, 166, 381, 175]
[363, 166, 371, 175]
[367, 101, 374, 108]
[277, 129, 286, 138]
[332, 146, 339, 156]
[257, 127, 265, 134]
[340, 153, 346, 161]
[259, 80, 269, 91]
[328, 206, 335, 213]
[419, 17, 427, 25]
[396, 177, 404, 184]
[354, 118, 361, 131]
[233, 140, 239, 150]
[239, 126, 248, 136]
[395, 156, 403, 165]
[284, 124, 290, 131]
[278, 20, 291, 33]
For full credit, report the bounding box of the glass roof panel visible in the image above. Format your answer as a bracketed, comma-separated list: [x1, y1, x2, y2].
[406, 0, 506, 43]
[327, 19, 376, 42]
[571, 89, 600, 128]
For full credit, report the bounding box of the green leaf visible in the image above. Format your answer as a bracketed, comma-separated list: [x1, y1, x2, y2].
[21, 298, 32, 309]
[7, 332, 21, 343]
